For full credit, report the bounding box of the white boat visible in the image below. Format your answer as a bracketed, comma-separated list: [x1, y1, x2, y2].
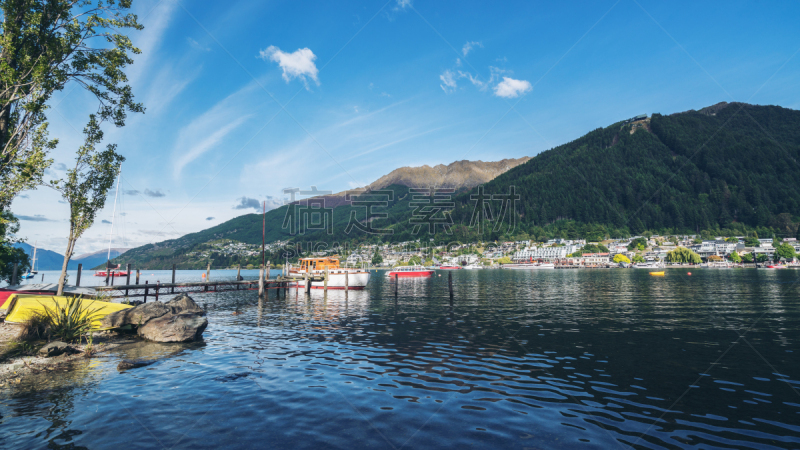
[632, 262, 664, 269]
[463, 264, 482, 270]
[502, 263, 555, 270]
[288, 257, 370, 289]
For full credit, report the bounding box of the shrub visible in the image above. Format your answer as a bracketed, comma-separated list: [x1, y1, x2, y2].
[38, 297, 104, 343]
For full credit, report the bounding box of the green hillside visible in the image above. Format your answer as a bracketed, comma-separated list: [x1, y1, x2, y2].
[112, 102, 800, 269]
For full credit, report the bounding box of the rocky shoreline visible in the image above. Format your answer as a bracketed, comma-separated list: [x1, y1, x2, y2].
[0, 294, 208, 386]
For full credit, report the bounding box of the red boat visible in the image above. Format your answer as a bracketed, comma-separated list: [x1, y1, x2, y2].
[94, 264, 129, 277]
[387, 265, 435, 278]
[438, 265, 463, 270]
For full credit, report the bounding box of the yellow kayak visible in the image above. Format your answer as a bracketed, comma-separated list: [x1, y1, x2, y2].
[649, 271, 665, 276]
[4, 294, 132, 329]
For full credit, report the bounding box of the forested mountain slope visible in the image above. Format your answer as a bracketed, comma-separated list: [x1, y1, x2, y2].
[112, 102, 800, 268]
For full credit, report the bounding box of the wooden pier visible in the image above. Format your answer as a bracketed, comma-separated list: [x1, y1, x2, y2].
[94, 275, 325, 300]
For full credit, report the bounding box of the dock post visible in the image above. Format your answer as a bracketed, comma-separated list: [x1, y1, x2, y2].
[171, 264, 176, 293]
[136, 269, 140, 285]
[394, 273, 398, 297]
[237, 265, 241, 282]
[76, 264, 82, 287]
[111, 273, 115, 286]
[266, 261, 270, 281]
[105, 264, 110, 286]
[448, 271, 454, 305]
[206, 262, 211, 283]
[11, 263, 17, 286]
[144, 281, 149, 303]
[345, 271, 349, 292]
[258, 266, 265, 299]
[125, 263, 131, 285]
[155, 281, 160, 302]
[305, 273, 310, 293]
[324, 268, 328, 294]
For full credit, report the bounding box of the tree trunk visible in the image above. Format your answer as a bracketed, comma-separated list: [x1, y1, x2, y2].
[57, 230, 76, 296]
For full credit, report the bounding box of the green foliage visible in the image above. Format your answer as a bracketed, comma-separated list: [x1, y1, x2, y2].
[729, 251, 741, 263]
[613, 254, 630, 264]
[371, 250, 383, 265]
[744, 237, 760, 247]
[497, 256, 512, 264]
[628, 238, 648, 251]
[576, 243, 609, 255]
[0, 0, 143, 212]
[666, 247, 702, 264]
[757, 254, 769, 263]
[407, 256, 422, 266]
[775, 243, 796, 261]
[632, 254, 646, 263]
[51, 116, 125, 295]
[742, 253, 754, 263]
[37, 297, 104, 343]
[0, 212, 29, 283]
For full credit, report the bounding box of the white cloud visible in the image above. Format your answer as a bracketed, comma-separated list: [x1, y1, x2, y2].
[462, 41, 483, 57]
[493, 77, 532, 98]
[186, 37, 211, 52]
[396, 0, 412, 9]
[440, 69, 459, 93]
[259, 46, 319, 89]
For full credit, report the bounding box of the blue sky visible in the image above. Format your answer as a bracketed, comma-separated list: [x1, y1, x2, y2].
[12, 0, 800, 255]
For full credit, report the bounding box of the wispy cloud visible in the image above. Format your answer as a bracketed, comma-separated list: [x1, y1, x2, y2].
[494, 77, 532, 98]
[205, 216, 215, 221]
[186, 37, 211, 52]
[395, 0, 412, 10]
[144, 189, 166, 198]
[124, 190, 140, 196]
[18, 214, 54, 222]
[259, 46, 319, 89]
[233, 197, 261, 210]
[462, 41, 483, 57]
[440, 69, 459, 93]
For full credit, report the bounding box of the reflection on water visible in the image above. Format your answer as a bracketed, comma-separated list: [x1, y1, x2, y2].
[2, 269, 800, 449]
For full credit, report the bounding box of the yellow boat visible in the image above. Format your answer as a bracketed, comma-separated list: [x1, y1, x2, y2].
[3, 294, 132, 329]
[649, 271, 665, 276]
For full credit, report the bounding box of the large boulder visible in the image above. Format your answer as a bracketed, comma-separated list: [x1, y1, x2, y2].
[38, 341, 80, 358]
[137, 313, 208, 342]
[164, 294, 204, 315]
[101, 301, 170, 328]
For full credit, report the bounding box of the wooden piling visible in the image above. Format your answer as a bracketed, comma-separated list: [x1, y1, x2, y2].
[144, 280, 149, 302]
[111, 273, 115, 286]
[237, 265, 241, 282]
[258, 267, 265, 299]
[394, 273, 398, 297]
[155, 281, 160, 302]
[344, 271, 349, 291]
[125, 264, 130, 297]
[136, 269, 140, 285]
[324, 268, 329, 294]
[265, 261, 270, 281]
[206, 262, 211, 283]
[171, 264, 176, 293]
[11, 263, 17, 285]
[448, 271, 454, 304]
[76, 264, 82, 287]
[305, 273, 310, 293]
[105, 261, 110, 286]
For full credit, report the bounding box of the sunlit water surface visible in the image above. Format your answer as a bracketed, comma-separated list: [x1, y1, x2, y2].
[2, 268, 800, 449]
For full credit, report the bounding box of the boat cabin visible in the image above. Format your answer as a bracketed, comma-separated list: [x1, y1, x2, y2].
[299, 257, 340, 272]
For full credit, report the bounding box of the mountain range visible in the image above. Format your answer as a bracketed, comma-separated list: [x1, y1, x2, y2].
[14, 242, 129, 271]
[112, 102, 800, 269]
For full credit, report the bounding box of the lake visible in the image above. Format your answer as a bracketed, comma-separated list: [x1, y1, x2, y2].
[2, 268, 799, 449]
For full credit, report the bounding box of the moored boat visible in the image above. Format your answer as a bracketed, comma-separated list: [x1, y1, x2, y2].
[501, 263, 555, 270]
[387, 265, 435, 278]
[289, 257, 370, 289]
[438, 265, 463, 270]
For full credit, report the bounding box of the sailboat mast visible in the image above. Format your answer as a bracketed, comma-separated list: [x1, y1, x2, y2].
[32, 242, 37, 272]
[107, 169, 122, 262]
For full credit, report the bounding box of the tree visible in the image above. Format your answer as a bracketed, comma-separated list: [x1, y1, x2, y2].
[497, 256, 512, 264]
[632, 254, 645, 263]
[744, 237, 760, 247]
[729, 251, 741, 263]
[742, 253, 753, 263]
[666, 247, 702, 264]
[628, 237, 647, 251]
[775, 243, 796, 261]
[371, 249, 383, 265]
[51, 116, 124, 296]
[0, 0, 143, 212]
[0, 211, 28, 283]
[613, 254, 630, 264]
[407, 256, 422, 266]
[756, 254, 769, 263]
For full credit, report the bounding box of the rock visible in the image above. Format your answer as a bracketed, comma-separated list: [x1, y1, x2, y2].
[117, 359, 156, 371]
[38, 341, 80, 358]
[137, 313, 208, 342]
[101, 301, 170, 328]
[164, 294, 205, 315]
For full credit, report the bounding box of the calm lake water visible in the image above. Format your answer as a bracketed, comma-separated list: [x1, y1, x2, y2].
[2, 268, 800, 449]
